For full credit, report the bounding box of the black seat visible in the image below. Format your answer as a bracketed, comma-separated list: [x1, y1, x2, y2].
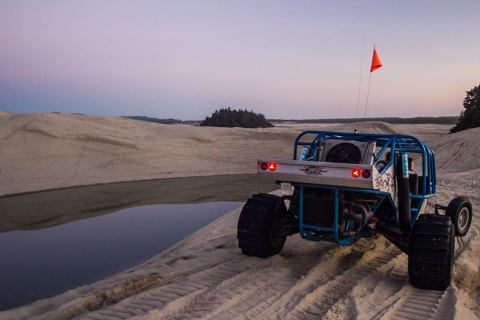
[409, 173, 419, 194]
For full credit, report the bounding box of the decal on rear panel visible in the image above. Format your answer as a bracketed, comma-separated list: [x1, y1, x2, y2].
[300, 166, 329, 175]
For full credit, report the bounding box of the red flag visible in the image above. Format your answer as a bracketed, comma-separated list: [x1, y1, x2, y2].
[370, 47, 382, 73]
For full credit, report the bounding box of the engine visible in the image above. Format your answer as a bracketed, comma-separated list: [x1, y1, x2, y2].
[293, 187, 377, 239]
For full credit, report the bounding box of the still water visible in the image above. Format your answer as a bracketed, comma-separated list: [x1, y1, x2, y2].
[0, 201, 240, 310]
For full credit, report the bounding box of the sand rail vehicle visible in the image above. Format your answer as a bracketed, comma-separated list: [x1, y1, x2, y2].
[237, 130, 473, 290]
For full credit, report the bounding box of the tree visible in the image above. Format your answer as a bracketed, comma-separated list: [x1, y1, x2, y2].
[200, 108, 273, 128]
[451, 84, 480, 133]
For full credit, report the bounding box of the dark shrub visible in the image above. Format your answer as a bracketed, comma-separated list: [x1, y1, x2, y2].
[451, 84, 480, 133]
[201, 108, 273, 128]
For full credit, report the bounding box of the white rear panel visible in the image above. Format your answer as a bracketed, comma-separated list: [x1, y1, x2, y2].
[258, 159, 375, 189]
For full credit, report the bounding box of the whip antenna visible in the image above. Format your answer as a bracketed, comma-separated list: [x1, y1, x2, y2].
[356, 36, 365, 117]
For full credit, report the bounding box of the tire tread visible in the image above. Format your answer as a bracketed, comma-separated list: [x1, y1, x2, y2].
[408, 214, 454, 291]
[237, 193, 287, 258]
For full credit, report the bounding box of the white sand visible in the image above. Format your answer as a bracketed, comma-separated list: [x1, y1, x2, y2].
[1, 111, 479, 320]
[0, 112, 297, 196]
[0, 111, 452, 196]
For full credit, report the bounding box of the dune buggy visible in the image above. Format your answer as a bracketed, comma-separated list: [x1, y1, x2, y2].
[237, 130, 473, 290]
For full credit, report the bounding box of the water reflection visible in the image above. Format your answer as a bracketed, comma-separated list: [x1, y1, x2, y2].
[0, 174, 277, 310]
[0, 202, 239, 310]
[0, 174, 275, 233]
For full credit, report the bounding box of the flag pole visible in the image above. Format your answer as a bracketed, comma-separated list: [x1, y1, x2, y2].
[364, 71, 372, 117]
[364, 44, 382, 117]
[356, 36, 365, 117]
[364, 44, 375, 117]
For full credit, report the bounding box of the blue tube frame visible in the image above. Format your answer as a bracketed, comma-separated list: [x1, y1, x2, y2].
[293, 131, 436, 195]
[297, 182, 396, 245]
[292, 130, 436, 245]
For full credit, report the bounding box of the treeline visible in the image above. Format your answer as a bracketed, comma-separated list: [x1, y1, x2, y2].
[200, 108, 273, 128]
[269, 116, 458, 125]
[123, 116, 182, 124]
[123, 114, 461, 127]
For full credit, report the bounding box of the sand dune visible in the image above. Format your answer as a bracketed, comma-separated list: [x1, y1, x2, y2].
[0, 112, 295, 196]
[1, 111, 479, 319]
[432, 127, 480, 174]
[0, 111, 451, 196]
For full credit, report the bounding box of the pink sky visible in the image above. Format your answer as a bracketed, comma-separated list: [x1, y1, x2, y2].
[0, 1, 479, 119]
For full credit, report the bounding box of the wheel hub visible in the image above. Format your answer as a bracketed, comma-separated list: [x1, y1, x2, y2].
[457, 207, 470, 232]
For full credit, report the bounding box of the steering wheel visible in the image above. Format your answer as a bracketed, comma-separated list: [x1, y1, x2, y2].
[326, 143, 362, 164]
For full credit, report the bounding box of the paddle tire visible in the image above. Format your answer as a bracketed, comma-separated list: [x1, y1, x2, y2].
[446, 196, 472, 237]
[408, 214, 455, 291]
[237, 193, 288, 258]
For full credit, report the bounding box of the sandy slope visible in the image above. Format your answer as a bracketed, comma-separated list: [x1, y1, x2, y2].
[1, 112, 479, 319]
[0, 111, 295, 196]
[0, 111, 450, 196]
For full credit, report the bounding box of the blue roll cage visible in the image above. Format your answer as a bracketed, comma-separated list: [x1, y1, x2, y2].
[291, 130, 436, 245]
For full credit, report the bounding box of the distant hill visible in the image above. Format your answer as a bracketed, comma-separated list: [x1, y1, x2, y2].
[269, 116, 458, 125]
[123, 115, 458, 126]
[123, 116, 182, 125]
[200, 108, 273, 128]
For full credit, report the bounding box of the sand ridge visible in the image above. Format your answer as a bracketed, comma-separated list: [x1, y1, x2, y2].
[0, 111, 296, 196]
[0, 111, 451, 196]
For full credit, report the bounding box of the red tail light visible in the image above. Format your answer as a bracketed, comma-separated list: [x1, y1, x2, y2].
[362, 169, 371, 178]
[260, 162, 268, 170]
[268, 162, 277, 172]
[352, 168, 361, 178]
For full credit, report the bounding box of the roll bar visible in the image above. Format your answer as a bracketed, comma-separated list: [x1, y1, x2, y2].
[292, 131, 436, 195]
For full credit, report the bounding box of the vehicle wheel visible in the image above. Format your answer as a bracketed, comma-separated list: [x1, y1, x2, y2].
[237, 193, 288, 258]
[446, 196, 472, 237]
[408, 214, 454, 291]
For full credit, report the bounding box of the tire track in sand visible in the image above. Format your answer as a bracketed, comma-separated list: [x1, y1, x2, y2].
[280, 242, 402, 320]
[74, 257, 255, 320]
[374, 287, 456, 320]
[147, 240, 381, 320]
[364, 228, 475, 320]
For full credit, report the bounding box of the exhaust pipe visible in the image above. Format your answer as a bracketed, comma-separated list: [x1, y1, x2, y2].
[396, 153, 411, 234]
